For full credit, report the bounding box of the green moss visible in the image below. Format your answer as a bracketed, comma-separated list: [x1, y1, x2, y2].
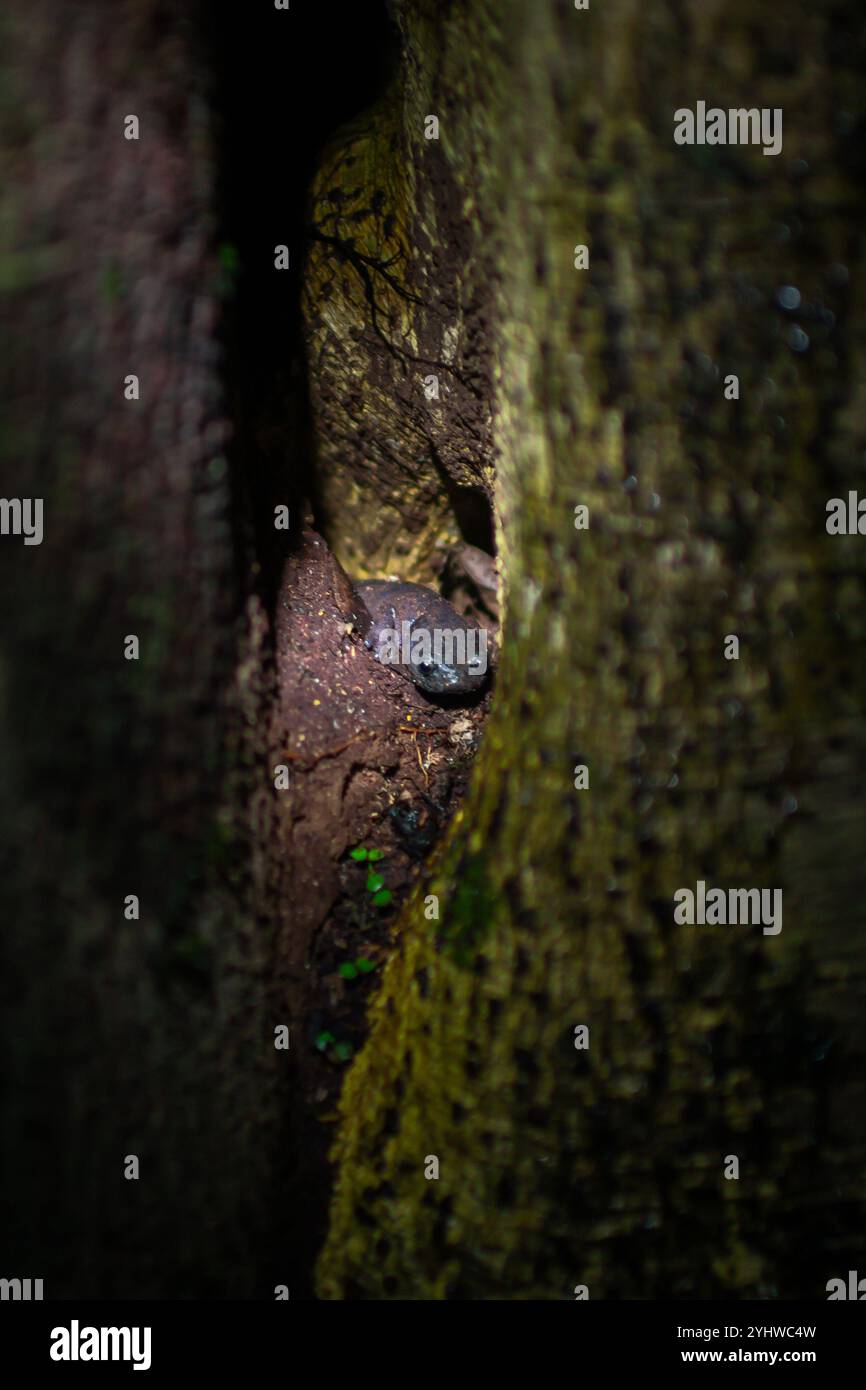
[313, 0, 866, 1301]
[438, 854, 496, 965]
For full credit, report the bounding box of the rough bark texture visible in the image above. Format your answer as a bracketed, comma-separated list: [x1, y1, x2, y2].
[0, 0, 285, 1297]
[314, 0, 866, 1298]
[302, 74, 496, 584]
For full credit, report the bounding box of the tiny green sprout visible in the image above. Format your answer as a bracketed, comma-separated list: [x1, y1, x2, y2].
[372, 889, 392, 908]
[334, 1042, 353, 1062]
[367, 849, 385, 862]
[349, 846, 368, 861]
[314, 1030, 336, 1051]
[366, 871, 385, 893]
[340, 956, 377, 979]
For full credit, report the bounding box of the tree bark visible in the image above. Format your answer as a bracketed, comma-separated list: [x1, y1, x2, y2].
[0, 0, 284, 1297]
[313, 0, 866, 1299]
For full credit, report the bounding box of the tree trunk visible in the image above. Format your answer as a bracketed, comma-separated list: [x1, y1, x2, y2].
[0, 0, 284, 1298]
[313, 0, 866, 1299]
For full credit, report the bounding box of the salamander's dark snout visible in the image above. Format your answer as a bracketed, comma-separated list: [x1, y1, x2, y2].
[410, 649, 489, 697]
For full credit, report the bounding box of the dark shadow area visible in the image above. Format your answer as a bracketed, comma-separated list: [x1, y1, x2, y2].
[206, 1, 403, 1298]
[208, 0, 401, 608]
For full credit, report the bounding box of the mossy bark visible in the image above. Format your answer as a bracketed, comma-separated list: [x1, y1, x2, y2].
[302, 72, 497, 584]
[314, 0, 866, 1298]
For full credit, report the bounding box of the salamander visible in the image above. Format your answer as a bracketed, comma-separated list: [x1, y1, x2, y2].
[354, 579, 490, 697]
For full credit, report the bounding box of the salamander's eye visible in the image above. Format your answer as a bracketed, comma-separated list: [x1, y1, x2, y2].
[417, 661, 433, 676]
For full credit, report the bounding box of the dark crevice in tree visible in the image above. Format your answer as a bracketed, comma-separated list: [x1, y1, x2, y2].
[207, 1, 401, 609]
[205, 2, 408, 1299]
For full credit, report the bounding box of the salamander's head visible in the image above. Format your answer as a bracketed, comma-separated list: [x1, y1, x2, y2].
[409, 645, 488, 696]
[355, 578, 491, 698]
